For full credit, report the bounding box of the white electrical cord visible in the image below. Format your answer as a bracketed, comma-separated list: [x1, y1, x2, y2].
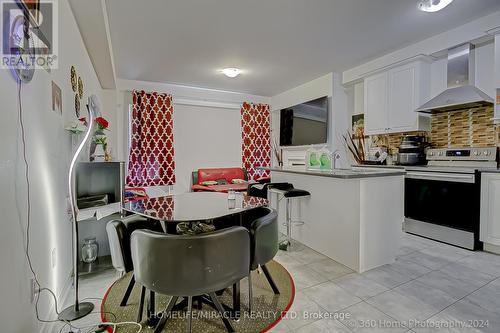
[102, 322, 142, 333]
[59, 321, 142, 333]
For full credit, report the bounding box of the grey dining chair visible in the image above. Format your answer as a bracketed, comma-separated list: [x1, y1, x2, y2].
[242, 207, 280, 312]
[130, 226, 250, 333]
[106, 215, 162, 322]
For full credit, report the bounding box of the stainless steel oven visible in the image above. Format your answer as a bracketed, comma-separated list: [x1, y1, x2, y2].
[403, 147, 498, 250]
[404, 169, 480, 249]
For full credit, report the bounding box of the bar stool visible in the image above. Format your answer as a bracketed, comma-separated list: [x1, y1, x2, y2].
[268, 183, 310, 251]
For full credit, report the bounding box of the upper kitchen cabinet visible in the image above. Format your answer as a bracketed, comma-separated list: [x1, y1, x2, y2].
[494, 34, 500, 89]
[495, 34, 500, 122]
[364, 72, 388, 134]
[364, 60, 431, 135]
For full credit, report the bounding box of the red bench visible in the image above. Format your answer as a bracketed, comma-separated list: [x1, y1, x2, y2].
[191, 168, 250, 193]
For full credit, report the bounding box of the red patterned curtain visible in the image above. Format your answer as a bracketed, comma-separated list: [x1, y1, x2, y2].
[127, 90, 176, 187]
[241, 102, 271, 180]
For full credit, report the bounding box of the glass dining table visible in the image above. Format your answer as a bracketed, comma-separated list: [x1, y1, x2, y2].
[123, 191, 268, 226]
[122, 191, 268, 323]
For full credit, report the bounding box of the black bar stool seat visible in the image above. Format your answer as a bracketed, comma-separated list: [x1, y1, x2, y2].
[283, 188, 311, 198]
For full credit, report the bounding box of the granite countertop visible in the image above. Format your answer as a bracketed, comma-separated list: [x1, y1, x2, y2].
[351, 164, 405, 169]
[352, 164, 500, 173]
[268, 167, 406, 179]
[478, 168, 500, 173]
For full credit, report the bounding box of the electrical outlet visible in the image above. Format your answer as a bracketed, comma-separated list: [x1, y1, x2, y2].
[30, 278, 38, 303]
[51, 248, 56, 269]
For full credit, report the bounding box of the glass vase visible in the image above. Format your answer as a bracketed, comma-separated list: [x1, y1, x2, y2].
[81, 237, 99, 263]
[92, 143, 106, 162]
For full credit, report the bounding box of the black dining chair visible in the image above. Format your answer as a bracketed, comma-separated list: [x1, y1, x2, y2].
[130, 226, 250, 333]
[242, 207, 280, 312]
[106, 215, 162, 322]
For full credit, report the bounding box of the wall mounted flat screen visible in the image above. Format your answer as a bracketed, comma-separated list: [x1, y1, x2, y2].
[279, 96, 328, 146]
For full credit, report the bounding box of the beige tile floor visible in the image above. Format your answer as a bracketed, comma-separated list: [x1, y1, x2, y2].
[53, 233, 500, 333]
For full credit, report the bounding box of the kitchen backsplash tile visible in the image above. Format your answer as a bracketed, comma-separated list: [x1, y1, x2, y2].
[371, 107, 498, 153]
[431, 106, 496, 148]
[371, 131, 428, 154]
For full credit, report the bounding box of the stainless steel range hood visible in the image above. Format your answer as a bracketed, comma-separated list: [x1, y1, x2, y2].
[416, 43, 494, 114]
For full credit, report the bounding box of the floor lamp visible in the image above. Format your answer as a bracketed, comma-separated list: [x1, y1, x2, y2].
[58, 96, 99, 321]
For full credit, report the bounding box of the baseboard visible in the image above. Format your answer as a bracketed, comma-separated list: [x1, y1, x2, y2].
[484, 242, 500, 255]
[38, 271, 73, 333]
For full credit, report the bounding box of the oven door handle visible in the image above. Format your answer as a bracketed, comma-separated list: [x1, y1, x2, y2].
[405, 171, 475, 183]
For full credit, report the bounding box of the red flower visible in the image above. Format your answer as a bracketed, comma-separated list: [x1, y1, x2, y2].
[79, 117, 87, 126]
[96, 117, 109, 129]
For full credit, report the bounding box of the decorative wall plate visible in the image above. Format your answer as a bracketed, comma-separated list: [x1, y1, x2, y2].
[78, 77, 84, 99]
[70, 66, 77, 92]
[75, 93, 80, 117]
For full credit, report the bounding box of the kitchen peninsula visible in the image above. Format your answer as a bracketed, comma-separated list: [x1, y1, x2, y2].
[269, 167, 405, 272]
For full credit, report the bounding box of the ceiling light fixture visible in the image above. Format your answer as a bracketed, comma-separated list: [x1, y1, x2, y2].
[221, 68, 242, 78]
[417, 0, 454, 12]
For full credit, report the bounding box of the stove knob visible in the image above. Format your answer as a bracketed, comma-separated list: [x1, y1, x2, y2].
[429, 151, 434, 156]
[438, 151, 444, 156]
[473, 151, 479, 156]
[484, 150, 490, 156]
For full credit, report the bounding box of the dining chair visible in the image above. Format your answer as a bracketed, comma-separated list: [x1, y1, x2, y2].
[106, 215, 162, 322]
[242, 207, 280, 312]
[130, 226, 250, 333]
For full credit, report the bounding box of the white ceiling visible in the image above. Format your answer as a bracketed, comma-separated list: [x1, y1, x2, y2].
[83, 0, 500, 96]
[69, 0, 115, 89]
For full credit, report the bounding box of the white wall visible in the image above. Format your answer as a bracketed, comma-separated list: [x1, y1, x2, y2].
[271, 73, 333, 111]
[116, 90, 132, 161]
[117, 99, 245, 194]
[270, 73, 334, 164]
[173, 104, 243, 193]
[353, 82, 364, 115]
[330, 73, 351, 168]
[270, 72, 351, 168]
[113, 82, 269, 194]
[100, 89, 119, 159]
[0, 1, 103, 332]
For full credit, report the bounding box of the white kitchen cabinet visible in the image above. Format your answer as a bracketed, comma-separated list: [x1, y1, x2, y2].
[495, 34, 500, 89]
[495, 34, 500, 123]
[480, 173, 500, 247]
[364, 72, 388, 134]
[364, 61, 431, 135]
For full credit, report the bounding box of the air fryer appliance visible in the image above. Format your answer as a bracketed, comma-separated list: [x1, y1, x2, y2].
[396, 135, 427, 166]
